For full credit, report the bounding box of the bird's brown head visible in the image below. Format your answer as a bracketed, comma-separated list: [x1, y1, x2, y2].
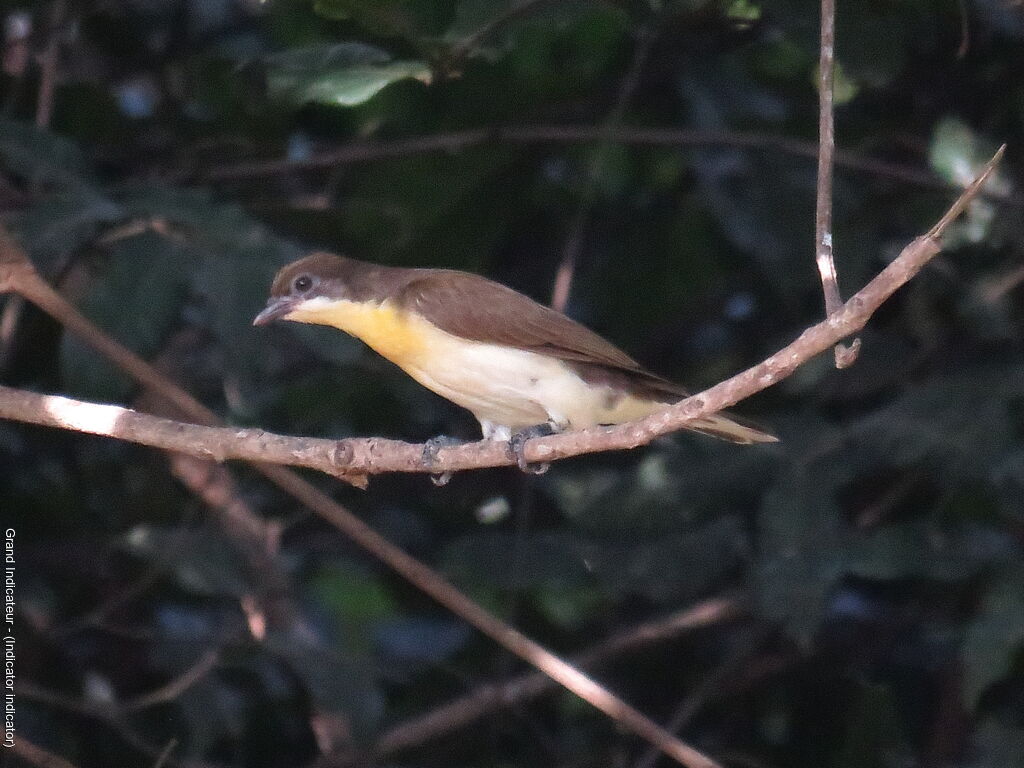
[252, 252, 385, 326]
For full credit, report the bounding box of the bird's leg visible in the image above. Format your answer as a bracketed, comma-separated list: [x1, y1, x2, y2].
[422, 435, 465, 486]
[508, 422, 559, 475]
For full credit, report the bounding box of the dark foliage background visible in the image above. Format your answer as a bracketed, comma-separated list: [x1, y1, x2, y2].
[2, 1, 1024, 766]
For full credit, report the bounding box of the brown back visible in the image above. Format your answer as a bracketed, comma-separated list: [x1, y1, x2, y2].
[396, 271, 687, 402]
[271, 253, 687, 402]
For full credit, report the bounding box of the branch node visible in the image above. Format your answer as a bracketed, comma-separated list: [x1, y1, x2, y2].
[833, 338, 861, 368]
[330, 439, 354, 467]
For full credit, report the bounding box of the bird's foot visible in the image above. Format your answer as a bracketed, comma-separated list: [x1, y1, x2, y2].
[508, 423, 556, 475]
[422, 435, 464, 486]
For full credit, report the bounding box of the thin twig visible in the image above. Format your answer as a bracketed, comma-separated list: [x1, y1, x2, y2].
[191, 125, 1021, 209]
[975, 263, 1024, 304]
[20, 650, 220, 716]
[0, 234, 718, 768]
[356, 598, 740, 763]
[122, 649, 220, 713]
[0, 294, 24, 371]
[0, 145, 1004, 477]
[1, 0, 64, 365]
[152, 739, 180, 768]
[135, 330, 296, 633]
[448, 0, 558, 61]
[34, 0, 64, 130]
[632, 629, 770, 768]
[8, 737, 82, 768]
[551, 24, 658, 312]
[17, 682, 215, 768]
[816, 0, 860, 368]
[956, 0, 971, 59]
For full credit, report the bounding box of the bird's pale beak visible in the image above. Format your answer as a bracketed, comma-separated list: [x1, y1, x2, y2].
[252, 296, 295, 326]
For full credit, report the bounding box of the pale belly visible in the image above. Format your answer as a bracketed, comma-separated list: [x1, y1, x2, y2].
[398, 335, 665, 439]
[285, 296, 666, 439]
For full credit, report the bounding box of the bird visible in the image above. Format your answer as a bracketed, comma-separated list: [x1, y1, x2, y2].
[253, 253, 777, 471]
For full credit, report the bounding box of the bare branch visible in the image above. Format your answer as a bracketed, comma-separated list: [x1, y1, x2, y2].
[135, 333, 297, 632]
[359, 598, 739, 763]
[191, 125, 1021, 209]
[0, 145, 1004, 477]
[9, 737, 81, 768]
[632, 628, 772, 768]
[122, 650, 220, 713]
[0, 145, 1004, 768]
[816, 0, 860, 368]
[0, 233, 718, 768]
[17, 682, 216, 768]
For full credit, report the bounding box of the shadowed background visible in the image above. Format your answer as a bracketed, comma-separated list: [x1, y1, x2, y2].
[2, 1, 1024, 766]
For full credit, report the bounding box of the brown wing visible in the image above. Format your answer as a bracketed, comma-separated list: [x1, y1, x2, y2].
[397, 271, 686, 400]
[398, 270, 778, 444]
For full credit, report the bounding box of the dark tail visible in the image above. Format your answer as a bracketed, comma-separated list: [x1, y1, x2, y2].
[685, 413, 779, 444]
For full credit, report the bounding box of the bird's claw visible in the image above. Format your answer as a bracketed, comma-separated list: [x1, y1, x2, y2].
[423, 435, 463, 486]
[508, 424, 555, 475]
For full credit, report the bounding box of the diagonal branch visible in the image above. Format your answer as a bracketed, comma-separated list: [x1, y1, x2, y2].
[121, 649, 220, 713]
[0, 236, 718, 768]
[361, 598, 740, 763]
[9, 737, 82, 768]
[0, 144, 1003, 477]
[0, 143, 1004, 768]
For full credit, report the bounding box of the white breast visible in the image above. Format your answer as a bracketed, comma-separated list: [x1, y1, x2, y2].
[286, 295, 667, 439]
[399, 333, 664, 439]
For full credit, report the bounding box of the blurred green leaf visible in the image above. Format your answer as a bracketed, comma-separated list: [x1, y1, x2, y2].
[0, 118, 95, 190]
[60, 232, 192, 401]
[928, 119, 1011, 247]
[832, 683, 907, 768]
[754, 461, 847, 645]
[968, 721, 1024, 768]
[446, 0, 625, 62]
[725, 0, 760, 22]
[963, 567, 1024, 708]
[549, 446, 776, 538]
[268, 635, 385, 739]
[11, 192, 124, 267]
[827, 61, 860, 106]
[266, 42, 430, 107]
[591, 517, 748, 604]
[121, 524, 253, 597]
[848, 521, 1016, 582]
[310, 563, 398, 652]
[339, 148, 517, 256]
[313, 0, 443, 38]
[115, 185, 303, 389]
[849, 368, 1024, 484]
[441, 517, 745, 604]
[441, 530, 591, 592]
[929, 118, 993, 187]
[176, 677, 247, 758]
[535, 584, 608, 630]
[373, 616, 471, 664]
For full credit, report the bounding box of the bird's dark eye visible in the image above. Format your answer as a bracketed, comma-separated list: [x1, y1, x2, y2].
[292, 274, 314, 293]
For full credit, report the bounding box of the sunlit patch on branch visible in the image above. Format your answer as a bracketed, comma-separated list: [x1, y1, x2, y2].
[42, 393, 122, 435]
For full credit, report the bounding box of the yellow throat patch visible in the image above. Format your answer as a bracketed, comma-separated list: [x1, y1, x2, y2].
[284, 297, 435, 367]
